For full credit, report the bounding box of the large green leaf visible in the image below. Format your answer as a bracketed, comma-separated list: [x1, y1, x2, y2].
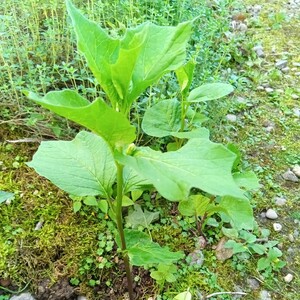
[66, 0, 193, 113]
[118, 230, 184, 267]
[27, 131, 116, 197]
[142, 99, 181, 137]
[25, 90, 135, 148]
[233, 171, 260, 190]
[187, 83, 234, 102]
[142, 99, 209, 138]
[219, 196, 254, 230]
[178, 195, 214, 217]
[115, 138, 246, 201]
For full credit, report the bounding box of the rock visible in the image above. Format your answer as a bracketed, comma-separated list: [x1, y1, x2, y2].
[291, 94, 299, 99]
[275, 60, 288, 69]
[284, 273, 294, 283]
[10, 293, 36, 300]
[292, 62, 300, 67]
[187, 249, 204, 267]
[215, 237, 233, 261]
[273, 223, 282, 232]
[253, 45, 265, 57]
[195, 236, 207, 249]
[282, 170, 299, 182]
[260, 212, 266, 218]
[226, 114, 237, 122]
[292, 165, 300, 177]
[34, 221, 43, 231]
[257, 86, 265, 91]
[259, 290, 272, 300]
[288, 233, 294, 242]
[266, 209, 278, 220]
[237, 23, 248, 32]
[77, 296, 88, 300]
[265, 87, 274, 93]
[293, 108, 300, 117]
[276, 89, 284, 94]
[281, 67, 290, 73]
[274, 197, 287, 206]
[236, 96, 247, 104]
[247, 278, 260, 289]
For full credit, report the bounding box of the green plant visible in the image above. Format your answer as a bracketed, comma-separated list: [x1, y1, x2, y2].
[224, 229, 286, 276]
[25, 1, 256, 299]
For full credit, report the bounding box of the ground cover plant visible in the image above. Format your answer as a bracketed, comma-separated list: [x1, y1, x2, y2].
[1, 0, 299, 299]
[22, 1, 259, 299]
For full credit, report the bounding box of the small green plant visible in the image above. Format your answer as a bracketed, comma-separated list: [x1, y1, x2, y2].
[25, 1, 257, 298]
[224, 228, 286, 276]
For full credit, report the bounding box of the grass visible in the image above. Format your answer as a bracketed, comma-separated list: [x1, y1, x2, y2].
[1, 0, 300, 299]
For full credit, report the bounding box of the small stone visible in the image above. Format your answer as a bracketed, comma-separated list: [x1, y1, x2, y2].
[237, 23, 248, 32]
[187, 249, 204, 266]
[236, 96, 247, 104]
[292, 165, 300, 177]
[284, 273, 294, 283]
[295, 72, 300, 76]
[282, 170, 299, 182]
[260, 212, 266, 218]
[288, 233, 294, 242]
[247, 278, 260, 289]
[77, 296, 87, 300]
[275, 197, 287, 206]
[257, 86, 265, 91]
[276, 89, 284, 94]
[265, 126, 274, 132]
[292, 62, 300, 67]
[226, 114, 237, 122]
[273, 223, 282, 232]
[265, 87, 274, 93]
[266, 209, 278, 220]
[10, 293, 36, 300]
[281, 67, 290, 73]
[259, 290, 272, 300]
[293, 108, 300, 117]
[253, 45, 265, 57]
[215, 237, 233, 261]
[34, 221, 44, 230]
[275, 60, 288, 69]
[291, 94, 299, 99]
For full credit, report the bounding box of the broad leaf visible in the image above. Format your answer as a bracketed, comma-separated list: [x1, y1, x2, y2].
[233, 171, 260, 190]
[67, 0, 193, 113]
[115, 229, 184, 267]
[187, 83, 234, 102]
[142, 99, 181, 137]
[25, 90, 135, 148]
[0, 191, 14, 204]
[122, 166, 152, 194]
[219, 197, 254, 230]
[178, 195, 212, 217]
[142, 99, 209, 138]
[126, 204, 159, 228]
[27, 131, 116, 197]
[115, 138, 246, 201]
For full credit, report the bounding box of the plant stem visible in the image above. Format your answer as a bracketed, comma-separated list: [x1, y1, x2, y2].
[115, 163, 134, 300]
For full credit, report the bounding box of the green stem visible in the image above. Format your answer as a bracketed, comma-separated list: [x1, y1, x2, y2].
[115, 163, 134, 300]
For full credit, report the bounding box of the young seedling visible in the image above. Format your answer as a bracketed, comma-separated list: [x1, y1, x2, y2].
[25, 1, 256, 298]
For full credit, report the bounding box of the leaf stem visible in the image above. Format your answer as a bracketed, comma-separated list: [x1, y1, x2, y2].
[115, 163, 134, 300]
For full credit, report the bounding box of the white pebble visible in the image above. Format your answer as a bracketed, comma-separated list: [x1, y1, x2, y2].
[292, 165, 300, 177]
[288, 234, 294, 242]
[265, 87, 274, 93]
[275, 197, 287, 206]
[284, 274, 294, 283]
[273, 223, 282, 232]
[226, 114, 237, 122]
[266, 209, 278, 219]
